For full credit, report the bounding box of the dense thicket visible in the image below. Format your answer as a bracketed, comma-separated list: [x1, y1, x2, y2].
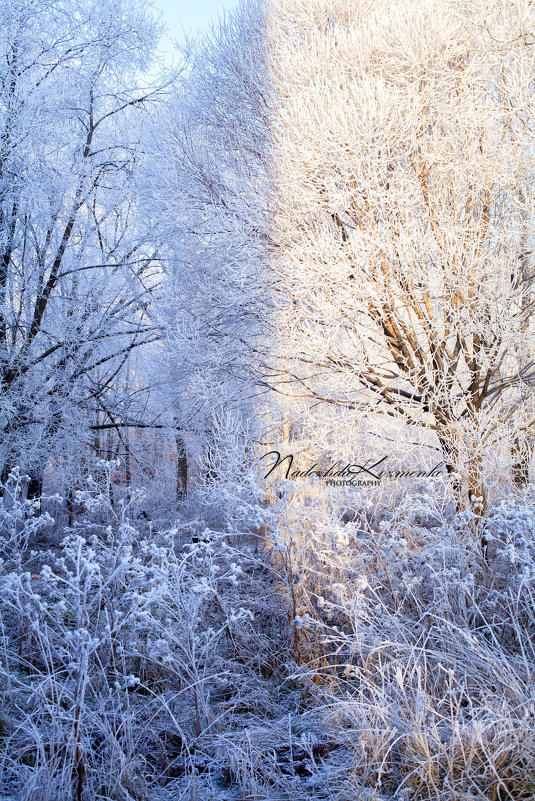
[156, 0, 535, 521]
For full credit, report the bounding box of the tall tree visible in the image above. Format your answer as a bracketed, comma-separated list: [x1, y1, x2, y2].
[263, 0, 535, 517]
[143, 1, 272, 498]
[0, 0, 165, 494]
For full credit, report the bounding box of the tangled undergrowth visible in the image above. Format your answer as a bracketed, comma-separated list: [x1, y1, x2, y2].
[1, 470, 534, 800]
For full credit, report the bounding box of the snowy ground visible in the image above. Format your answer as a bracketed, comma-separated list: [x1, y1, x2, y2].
[1, 478, 535, 800]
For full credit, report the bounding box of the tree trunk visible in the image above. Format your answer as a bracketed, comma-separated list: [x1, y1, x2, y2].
[467, 452, 486, 516]
[437, 431, 464, 512]
[175, 432, 188, 501]
[437, 428, 488, 558]
[26, 472, 43, 516]
[467, 449, 488, 560]
[512, 436, 531, 488]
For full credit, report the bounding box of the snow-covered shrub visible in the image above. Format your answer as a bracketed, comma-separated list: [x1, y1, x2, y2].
[278, 488, 535, 799]
[0, 468, 55, 570]
[0, 474, 285, 801]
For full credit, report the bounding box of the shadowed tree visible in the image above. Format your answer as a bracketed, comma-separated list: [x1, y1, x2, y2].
[0, 0, 167, 497]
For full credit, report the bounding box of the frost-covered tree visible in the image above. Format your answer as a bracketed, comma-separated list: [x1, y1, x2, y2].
[263, 0, 535, 517]
[143, 1, 273, 502]
[146, 0, 535, 525]
[0, 0, 165, 495]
